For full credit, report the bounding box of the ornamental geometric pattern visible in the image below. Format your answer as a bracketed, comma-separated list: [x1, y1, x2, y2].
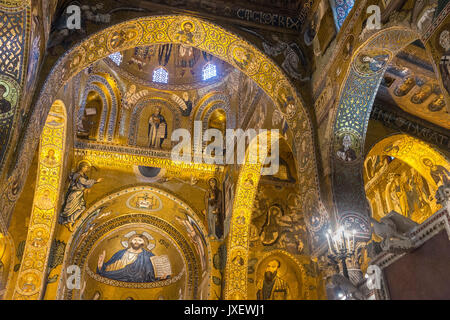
[0, 10, 27, 81]
[335, 69, 383, 135]
[0, 0, 30, 11]
[224, 132, 285, 299]
[85, 261, 185, 288]
[0, 9, 28, 172]
[332, 0, 355, 29]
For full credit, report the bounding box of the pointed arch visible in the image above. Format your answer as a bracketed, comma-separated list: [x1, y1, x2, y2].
[77, 74, 121, 142]
[8, 15, 325, 299]
[55, 185, 212, 300]
[366, 134, 450, 189]
[364, 134, 450, 223]
[330, 26, 424, 238]
[223, 130, 327, 299]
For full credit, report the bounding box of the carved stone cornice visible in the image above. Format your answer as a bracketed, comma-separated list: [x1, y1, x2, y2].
[361, 208, 450, 299]
[371, 208, 449, 269]
[370, 102, 450, 151]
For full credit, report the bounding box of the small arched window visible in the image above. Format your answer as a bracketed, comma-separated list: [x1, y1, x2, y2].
[153, 67, 169, 84]
[202, 63, 217, 81]
[109, 52, 123, 66]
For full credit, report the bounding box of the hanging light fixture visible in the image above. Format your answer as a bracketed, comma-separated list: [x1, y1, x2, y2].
[326, 226, 356, 279]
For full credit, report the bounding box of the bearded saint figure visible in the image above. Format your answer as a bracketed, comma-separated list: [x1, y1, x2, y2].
[148, 107, 167, 149]
[256, 259, 290, 300]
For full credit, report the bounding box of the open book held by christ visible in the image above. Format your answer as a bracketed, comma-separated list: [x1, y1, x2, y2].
[150, 255, 172, 279]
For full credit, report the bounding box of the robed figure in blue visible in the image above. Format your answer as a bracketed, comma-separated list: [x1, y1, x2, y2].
[97, 234, 161, 283]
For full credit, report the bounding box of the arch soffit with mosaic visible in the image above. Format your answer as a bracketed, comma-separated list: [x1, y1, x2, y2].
[330, 26, 425, 233]
[77, 74, 121, 141]
[11, 100, 67, 300]
[333, 26, 423, 144]
[222, 131, 312, 299]
[223, 131, 330, 299]
[332, 25, 445, 153]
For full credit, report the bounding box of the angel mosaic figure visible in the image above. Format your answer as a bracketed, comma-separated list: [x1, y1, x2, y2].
[262, 35, 307, 80]
[59, 162, 102, 231]
[175, 214, 206, 271]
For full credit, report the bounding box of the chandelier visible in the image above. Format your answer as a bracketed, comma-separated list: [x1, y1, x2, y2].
[326, 227, 356, 279]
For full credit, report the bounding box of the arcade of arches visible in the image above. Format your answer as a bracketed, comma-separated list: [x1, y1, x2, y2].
[0, 0, 449, 300]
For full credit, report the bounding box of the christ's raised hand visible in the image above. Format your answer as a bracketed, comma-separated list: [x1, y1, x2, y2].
[98, 250, 106, 270]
